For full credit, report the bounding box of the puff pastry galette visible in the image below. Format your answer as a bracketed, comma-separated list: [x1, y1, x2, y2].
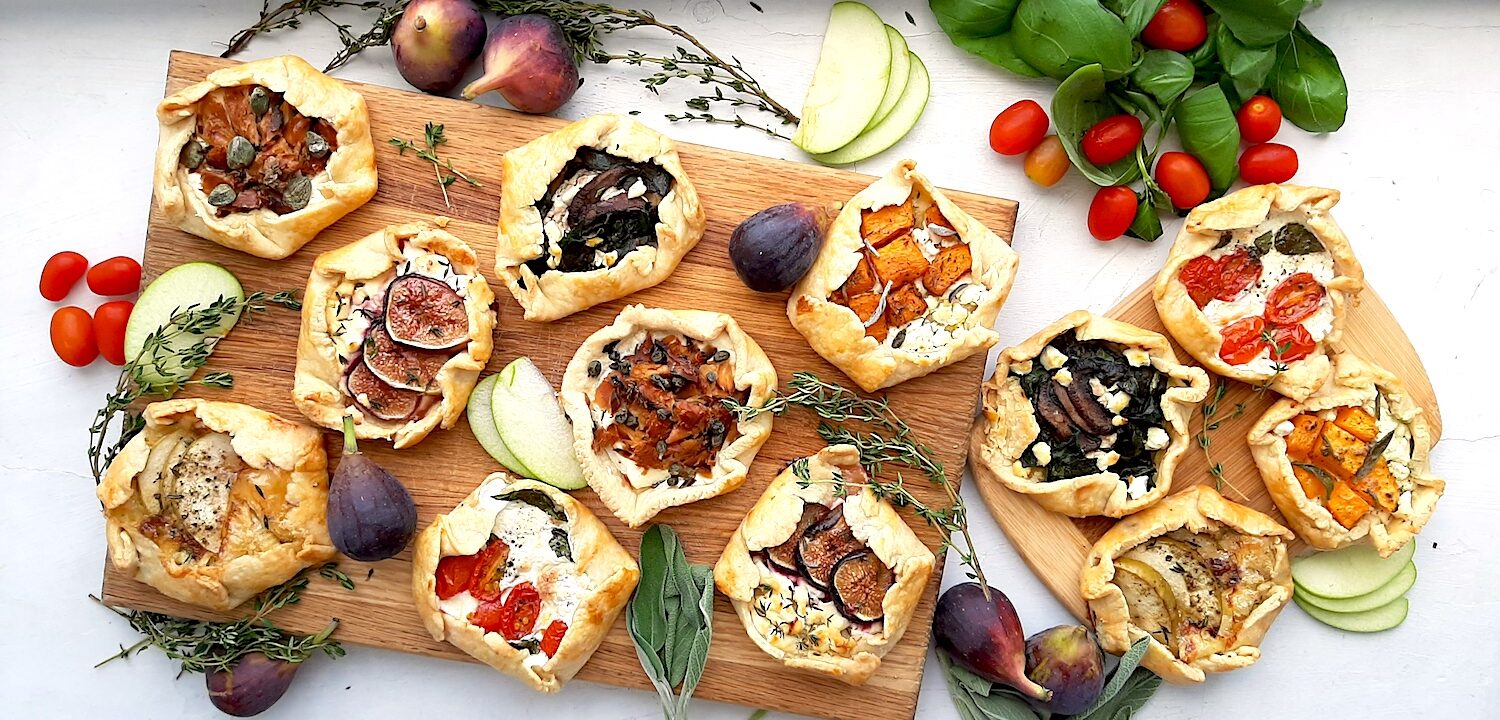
[559, 305, 776, 527]
[154, 55, 377, 259]
[970, 311, 1209, 518]
[1153, 184, 1364, 401]
[413, 474, 638, 693]
[1248, 352, 1444, 556]
[1081, 486, 1293, 684]
[293, 221, 495, 448]
[789, 160, 1018, 391]
[714, 445, 935, 685]
[98, 399, 335, 610]
[494, 113, 705, 322]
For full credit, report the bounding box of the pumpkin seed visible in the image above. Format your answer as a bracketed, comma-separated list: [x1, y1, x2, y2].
[227, 136, 255, 169]
[207, 184, 237, 207]
[283, 174, 312, 210]
[249, 87, 270, 117]
[179, 139, 206, 169]
[306, 131, 329, 158]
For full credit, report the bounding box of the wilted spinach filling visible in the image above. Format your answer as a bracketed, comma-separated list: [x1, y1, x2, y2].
[521, 147, 673, 281]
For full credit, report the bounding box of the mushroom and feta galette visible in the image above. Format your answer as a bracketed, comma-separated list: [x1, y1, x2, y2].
[154, 55, 377, 259]
[559, 305, 776, 527]
[1248, 352, 1444, 556]
[1154, 184, 1364, 401]
[788, 160, 1018, 392]
[293, 221, 495, 448]
[413, 474, 638, 693]
[971, 311, 1209, 518]
[1081, 486, 1294, 684]
[495, 113, 706, 322]
[98, 399, 335, 611]
[714, 445, 935, 685]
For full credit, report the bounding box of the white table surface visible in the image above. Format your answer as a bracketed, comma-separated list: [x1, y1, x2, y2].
[2, 1, 1496, 718]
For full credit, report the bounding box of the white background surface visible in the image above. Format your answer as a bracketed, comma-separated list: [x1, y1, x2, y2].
[2, 1, 1496, 718]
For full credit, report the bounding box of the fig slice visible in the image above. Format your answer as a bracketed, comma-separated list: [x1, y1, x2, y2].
[346, 361, 422, 421]
[362, 324, 452, 392]
[830, 549, 893, 623]
[766, 503, 825, 574]
[384, 274, 469, 350]
[795, 505, 864, 591]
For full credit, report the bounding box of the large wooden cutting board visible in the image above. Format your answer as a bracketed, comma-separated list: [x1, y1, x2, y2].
[100, 51, 1019, 720]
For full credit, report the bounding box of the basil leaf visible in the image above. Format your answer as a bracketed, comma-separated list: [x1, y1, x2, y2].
[931, 0, 1044, 78]
[1132, 49, 1194, 106]
[1127, 191, 1163, 242]
[1270, 22, 1348, 132]
[1184, 14, 1220, 70]
[548, 527, 572, 561]
[1203, 0, 1307, 49]
[1012, 0, 1135, 81]
[951, 32, 1046, 78]
[1102, 0, 1166, 38]
[1216, 21, 1277, 101]
[1274, 223, 1324, 254]
[1113, 88, 1165, 131]
[1052, 64, 1142, 186]
[493, 488, 566, 521]
[1174, 85, 1241, 192]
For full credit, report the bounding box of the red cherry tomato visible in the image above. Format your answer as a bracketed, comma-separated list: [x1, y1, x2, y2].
[469, 598, 507, 634]
[435, 554, 480, 600]
[40, 251, 88, 302]
[1214, 249, 1263, 301]
[93, 301, 134, 366]
[1236, 96, 1283, 144]
[1219, 316, 1269, 365]
[50, 306, 99, 367]
[1088, 186, 1138, 241]
[1155, 151, 1212, 209]
[86, 256, 143, 296]
[1265, 272, 1325, 324]
[1141, 0, 1208, 52]
[498, 582, 542, 640]
[1081, 114, 1144, 166]
[540, 620, 568, 657]
[989, 99, 1050, 156]
[1179, 255, 1221, 308]
[468, 538, 511, 601]
[1239, 143, 1299, 185]
[1024, 135, 1070, 187]
[1268, 323, 1315, 362]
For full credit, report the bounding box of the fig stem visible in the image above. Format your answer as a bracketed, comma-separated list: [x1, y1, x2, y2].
[341, 415, 359, 456]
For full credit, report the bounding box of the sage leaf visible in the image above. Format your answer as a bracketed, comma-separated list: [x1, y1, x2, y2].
[1052, 64, 1142, 186]
[1203, 0, 1307, 49]
[1103, 0, 1166, 38]
[1174, 85, 1241, 192]
[1076, 667, 1162, 720]
[1216, 21, 1277, 101]
[1132, 49, 1194, 107]
[628, 524, 714, 720]
[1012, 0, 1135, 81]
[937, 650, 1041, 720]
[1073, 637, 1152, 719]
[1270, 22, 1348, 133]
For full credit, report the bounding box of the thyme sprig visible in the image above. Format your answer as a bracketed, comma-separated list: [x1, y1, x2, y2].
[222, 0, 396, 70]
[388, 122, 481, 209]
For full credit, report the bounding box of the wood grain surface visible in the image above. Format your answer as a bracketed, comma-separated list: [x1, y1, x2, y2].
[99, 51, 1019, 720]
[972, 282, 1442, 620]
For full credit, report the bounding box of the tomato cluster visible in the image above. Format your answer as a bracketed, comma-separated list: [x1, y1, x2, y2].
[39, 252, 140, 367]
[433, 538, 570, 656]
[1179, 251, 1324, 364]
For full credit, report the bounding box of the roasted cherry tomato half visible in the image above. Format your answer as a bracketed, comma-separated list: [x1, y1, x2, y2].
[1088, 186, 1138, 241]
[1214, 249, 1263, 301]
[499, 582, 542, 641]
[1265, 272, 1325, 324]
[468, 538, 511, 601]
[1269, 323, 1315, 362]
[1081, 114, 1144, 166]
[1236, 96, 1283, 144]
[40, 251, 88, 302]
[1179, 255, 1221, 308]
[435, 554, 480, 600]
[1239, 143, 1299, 185]
[86, 256, 143, 296]
[50, 306, 99, 367]
[989, 99, 1050, 156]
[540, 620, 568, 657]
[1219, 316, 1269, 365]
[1024, 135, 1070, 187]
[93, 300, 134, 366]
[1141, 0, 1208, 52]
[469, 598, 507, 634]
[1155, 151, 1212, 209]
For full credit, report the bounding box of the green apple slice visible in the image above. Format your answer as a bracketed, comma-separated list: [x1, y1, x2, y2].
[791, 2, 892, 155]
[491, 358, 587, 490]
[1294, 593, 1409, 633]
[466, 373, 532, 477]
[810, 53, 930, 166]
[1297, 561, 1416, 614]
[1292, 541, 1416, 599]
[865, 25, 911, 130]
[125, 262, 245, 386]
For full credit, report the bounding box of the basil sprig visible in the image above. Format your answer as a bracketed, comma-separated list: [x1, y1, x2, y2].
[628, 525, 715, 720]
[939, 637, 1161, 720]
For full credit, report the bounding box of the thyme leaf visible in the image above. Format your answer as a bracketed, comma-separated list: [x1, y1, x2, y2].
[389, 122, 481, 208]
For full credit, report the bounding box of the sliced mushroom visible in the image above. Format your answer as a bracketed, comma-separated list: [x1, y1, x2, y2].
[346, 361, 422, 421]
[1054, 376, 1114, 436]
[362, 324, 452, 392]
[1033, 382, 1076, 441]
[384, 274, 469, 350]
[766, 503, 825, 574]
[795, 506, 864, 591]
[829, 549, 894, 623]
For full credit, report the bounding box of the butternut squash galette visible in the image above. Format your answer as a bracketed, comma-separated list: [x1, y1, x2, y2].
[714, 445, 934, 685]
[970, 311, 1209, 518]
[413, 474, 638, 693]
[98, 399, 335, 611]
[495, 113, 705, 322]
[1248, 352, 1443, 555]
[559, 305, 776, 527]
[788, 160, 1018, 392]
[293, 221, 495, 448]
[1153, 184, 1364, 401]
[1081, 486, 1293, 684]
[154, 55, 377, 259]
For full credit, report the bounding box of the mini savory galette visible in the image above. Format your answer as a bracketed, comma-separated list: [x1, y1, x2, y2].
[154, 55, 377, 259]
[98, 399, 335, 610]
[788, 159, 1018, 392]
[559, 305, 777, 527]
[1153, 184, 1364, 401]
[1248, 352, 1444, 556]
[970, 311, 1209, 517]
[1081, 486, 1293, 684]
[495, 113, 705, 322]
[293, 221, 495, 449]
[412, 474, 638, 693]
[714, 445, 935, 685]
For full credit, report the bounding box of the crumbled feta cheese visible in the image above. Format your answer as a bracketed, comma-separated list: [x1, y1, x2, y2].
[1054, 368, 1073, 386]
[1104, 391, 1131, 414]
[1124, 348, 1151, 367]
[1012, 460, 1029, 475]
[1273, 421, 1296, 437]
[599, 186, 625, 202]
[596, 250, 619, 268]
[1111, 415, 1128, 427]
[1032, 442, 1052, 466]
[1041, 346, 1068, 370]
[1125, 474, 1150, 500]
[626, 178, 647, 199]
[1388, 461, 1410, 481]
[1089, 378, 1109, 398]
[1087, 450, 1120, 470]
[585, 236, 603, 247]
[1145, 427, 1170, 451]
[1011, 359, 1034, 375]
[1099, 433, 1117, 449]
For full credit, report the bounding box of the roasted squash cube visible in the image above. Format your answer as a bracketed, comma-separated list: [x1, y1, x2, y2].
[846, 292, 888, 341]
[1284, 414, 1324, 461]
[871, 233, 930, 288]
[1313, 422, 1369, 481]
[922, 243, 972, 296]
[1292, 464, 1329, 504]
[923, 203, 956, 233]
[861, 194, 915, 248]
[1333, 406, 1379, 442]
[1354, 458, 1400, 513]
[1328, 479, 1372, 529]
[885, 284, 928, 328]
[841, 251, 879, 296]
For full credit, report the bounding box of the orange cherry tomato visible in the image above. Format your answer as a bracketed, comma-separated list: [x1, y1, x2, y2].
[1219, 316, 1269, 365]
[989, 99, 1050, 156]
[1024, 135, 1070, 187]
[50, 306, 99, 367]
[1088, 186, 1138, 241]
[1142, 0, 1208, 52]
[40, 251, 88, 302]
[93, 301, 134, 366]
[86, 256, 142, 296]
[468, 538, 511, 601]
[1236, 96, 1283, 144]
[1269, 323, 1315, 362]
[1081, 114, 1144, 166]
[1214, 249, 1262, 301]
[540, 620, 568, 657]
[498, 582, 541, 641]
[1179, 255, 1221, 308]
[1155, 151, 1211, 209]
[1239, 143, 1299, 185]
[1265, 272, 1325, 324]
[435, 554, 480, 600]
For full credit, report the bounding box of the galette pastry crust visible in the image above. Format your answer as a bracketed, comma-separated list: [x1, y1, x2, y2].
[970, 310, 1209, 517]
[412, 474, 639, 693]
[153, 55, 377, 259]
[1153, 184, 1364, 401]
[788, 159, 1018, 391]
[713, 445, 935, 685]
[98, 399, 335, 610]
[1080, 486, 1293, 684]
[293, 221, 495, 448]
[559, 304, 777, 527]
[495, 113, 705, 322]
[1248, 351, 1444, 555]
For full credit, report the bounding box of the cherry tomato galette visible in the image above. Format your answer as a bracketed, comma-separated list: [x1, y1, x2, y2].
[1153, 184, 1364, 401]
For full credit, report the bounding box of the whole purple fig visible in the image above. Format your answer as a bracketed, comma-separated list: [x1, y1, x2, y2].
[1025, 625, 1106, 715]
[934, 583, 1052, 702]
[461, 14, 579, 114]
[391, 0, 487, 94]
[729, 202, 833, 292]
[327, 416, 417, 561]
[206, 653, 300, 717]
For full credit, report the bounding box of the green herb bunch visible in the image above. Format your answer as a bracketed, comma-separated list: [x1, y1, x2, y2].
[627, 525, 714, 720]
[939, 637, 1161, 720]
